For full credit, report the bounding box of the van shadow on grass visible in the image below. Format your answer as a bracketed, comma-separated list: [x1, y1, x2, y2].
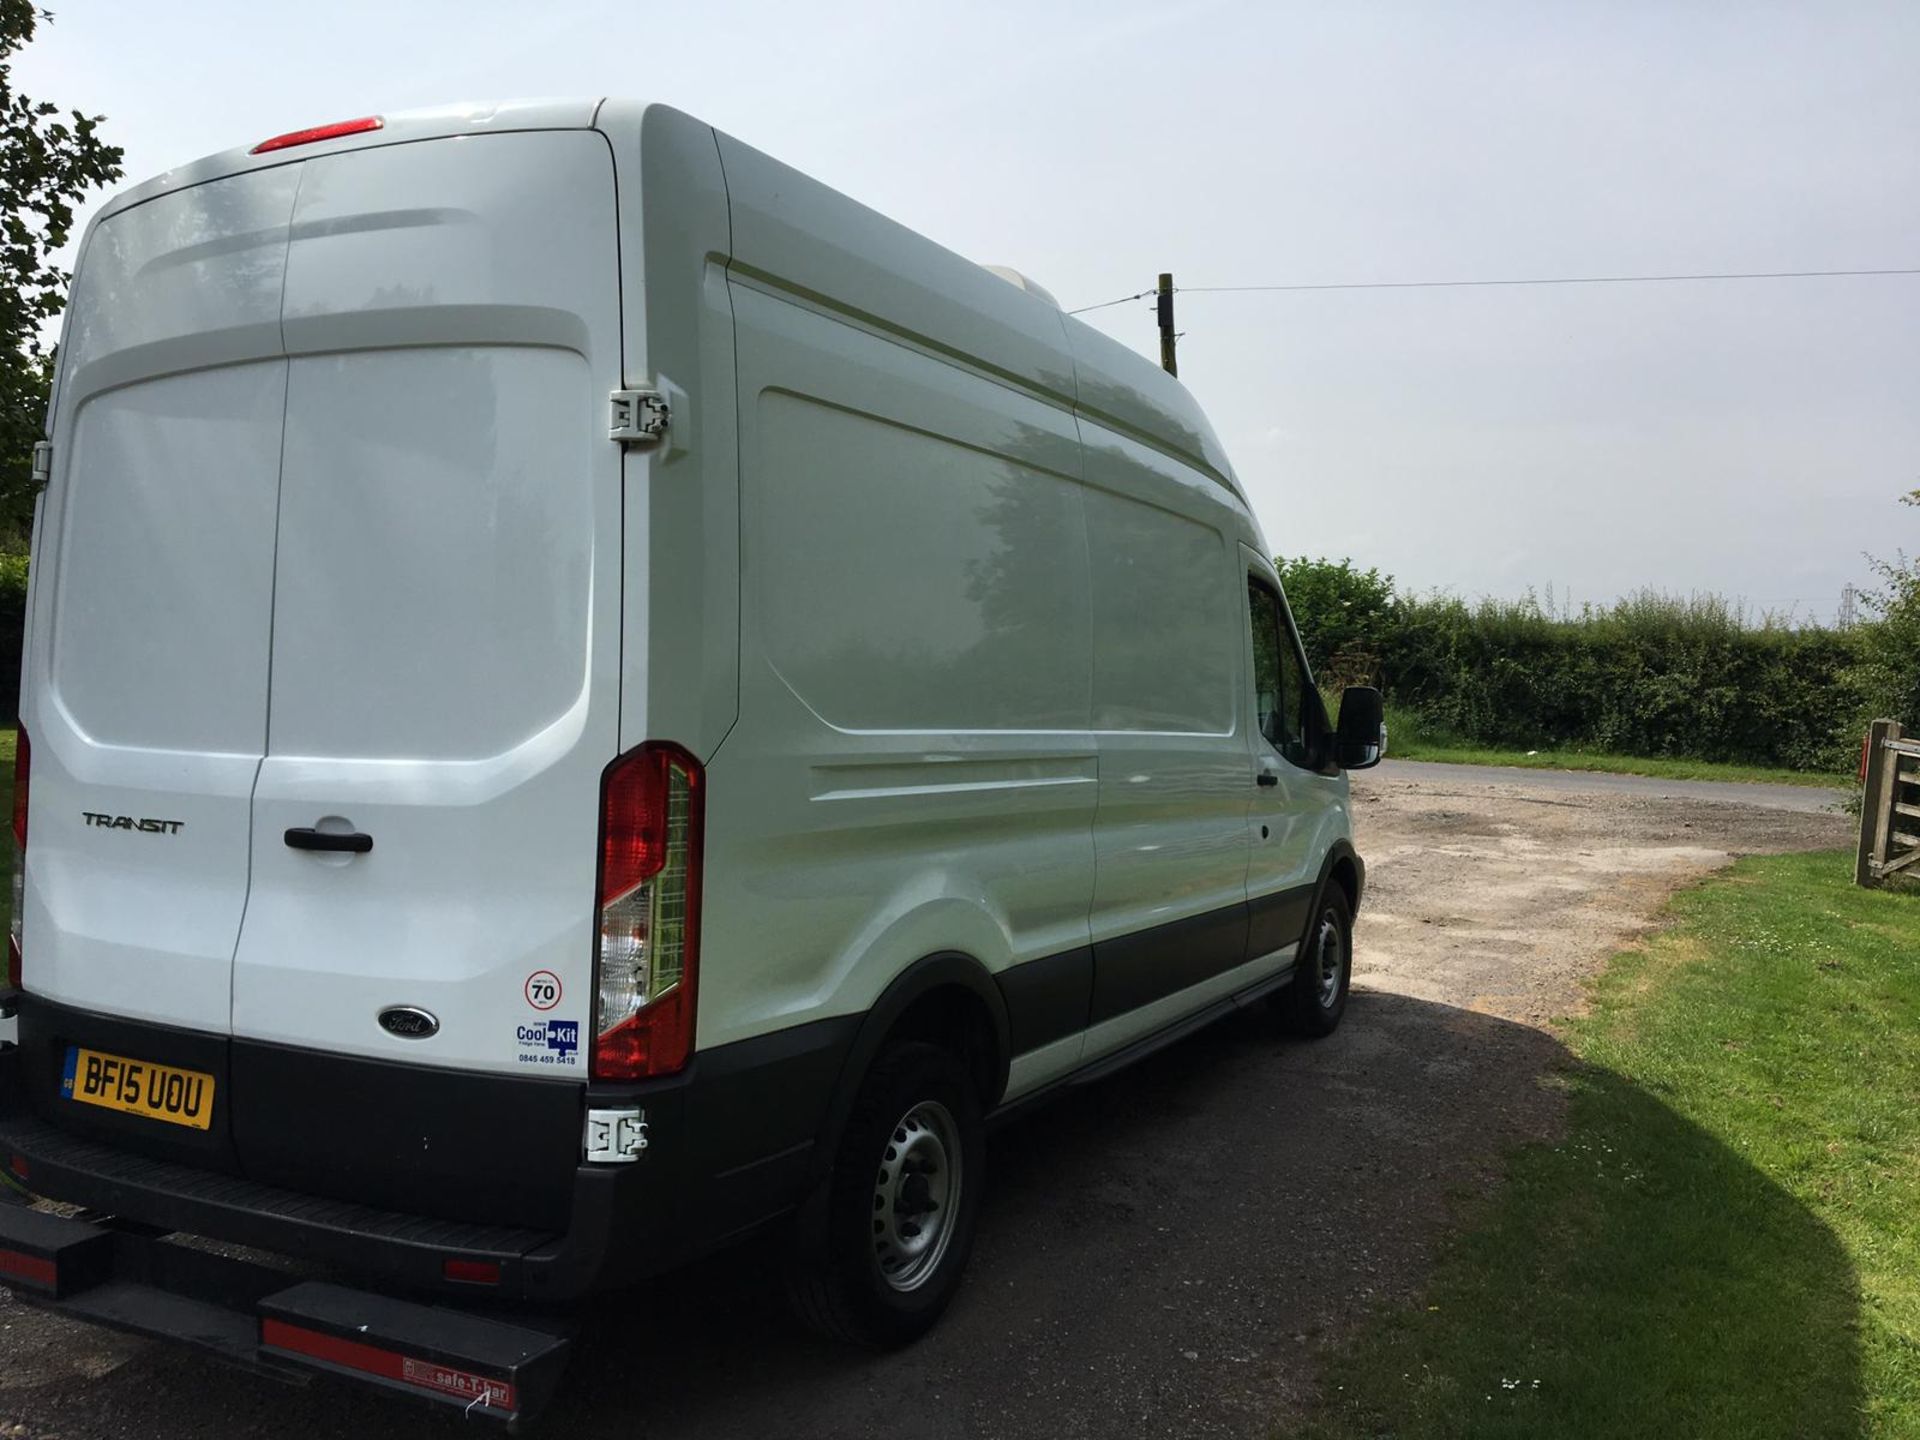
[1304, 1061, 1865, 1440]
[0, 992, 1864, 1440]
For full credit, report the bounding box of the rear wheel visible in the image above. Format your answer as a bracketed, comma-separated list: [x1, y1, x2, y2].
[1277, 886, 1353, 1037]
[786, 1041, 984, 1346]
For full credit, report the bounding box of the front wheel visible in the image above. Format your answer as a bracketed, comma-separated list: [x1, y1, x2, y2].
[1277, 886, 1353, 1037]
[786, 1040, 985, 1346]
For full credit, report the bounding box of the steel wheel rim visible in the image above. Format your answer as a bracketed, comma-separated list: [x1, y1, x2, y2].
[1313, 910, 1345, 1008]
[871, 1099, 961, 1293]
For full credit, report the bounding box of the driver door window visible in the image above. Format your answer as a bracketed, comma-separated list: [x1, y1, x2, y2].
[1248, 579, 1312, 769]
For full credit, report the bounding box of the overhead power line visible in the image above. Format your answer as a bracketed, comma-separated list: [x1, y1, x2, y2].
[1066, 266, 1920, 314]
[1069, 287, 1155, 315]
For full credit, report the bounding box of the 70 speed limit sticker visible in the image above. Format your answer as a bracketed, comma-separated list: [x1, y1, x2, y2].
[524, 970, 563, 1011]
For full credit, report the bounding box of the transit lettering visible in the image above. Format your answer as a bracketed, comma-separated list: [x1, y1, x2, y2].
[80, 812, 184, 835]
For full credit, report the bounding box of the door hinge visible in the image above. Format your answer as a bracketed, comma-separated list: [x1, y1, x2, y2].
[584, 1106, 650, 1164]
[609, 389, 670, 447]
[30, 441, 52, 492]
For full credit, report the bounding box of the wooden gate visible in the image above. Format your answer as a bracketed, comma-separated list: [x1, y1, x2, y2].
[1858, 719, 1920, 888]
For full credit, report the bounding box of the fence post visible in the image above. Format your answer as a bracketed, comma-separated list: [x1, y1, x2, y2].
[1857, 718, 1900, 888]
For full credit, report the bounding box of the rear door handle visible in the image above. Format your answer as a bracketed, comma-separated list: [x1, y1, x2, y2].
[284, 827, 373, 854]
[1256, 772, 1279, 788]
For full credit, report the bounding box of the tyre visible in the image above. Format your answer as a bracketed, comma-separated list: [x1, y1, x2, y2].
[786, 1040, 985, 1346]
[1276, 885, 1353, 1037]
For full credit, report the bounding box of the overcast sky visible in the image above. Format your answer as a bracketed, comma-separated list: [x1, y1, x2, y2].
[17, 0, 1919, 622]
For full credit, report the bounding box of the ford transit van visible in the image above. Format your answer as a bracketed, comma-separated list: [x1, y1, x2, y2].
[0, 100, 1383, 1423]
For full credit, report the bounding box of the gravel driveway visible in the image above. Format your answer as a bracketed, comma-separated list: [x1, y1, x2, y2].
[0, 766, 1853, 1439]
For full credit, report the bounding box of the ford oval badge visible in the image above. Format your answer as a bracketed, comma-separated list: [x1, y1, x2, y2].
[378, 1006, 439, 1039]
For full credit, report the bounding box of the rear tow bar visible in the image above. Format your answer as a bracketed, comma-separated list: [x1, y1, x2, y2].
[0, 1204, 570, 1427]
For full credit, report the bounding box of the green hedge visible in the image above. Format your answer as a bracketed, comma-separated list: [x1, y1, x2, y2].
[0, 552, 23, 721]
[1281, 559, 1872, 773]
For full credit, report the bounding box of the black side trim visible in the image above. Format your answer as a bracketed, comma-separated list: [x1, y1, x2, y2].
[989, 963, 1293, 1128]
[1247, 882, 1316, 960]
[1089, 902, 1250, 1025]
[995, 945, 1092, 1053]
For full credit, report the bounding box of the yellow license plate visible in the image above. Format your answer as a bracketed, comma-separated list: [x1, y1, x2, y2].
[61, 1046, 214, 1131]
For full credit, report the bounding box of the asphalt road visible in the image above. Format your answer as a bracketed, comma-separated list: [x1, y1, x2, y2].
[0, 768, 1855, 1439]
[1373, 757, 1848, 815]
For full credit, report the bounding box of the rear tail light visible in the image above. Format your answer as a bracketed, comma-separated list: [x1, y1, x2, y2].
[249, 115, 383, 155]
[592, 744, 703, 1080]
[8, 729, 25, 991]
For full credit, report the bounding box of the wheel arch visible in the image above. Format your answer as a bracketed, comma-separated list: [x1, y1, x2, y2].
[806, 951, 1010, 1187]
[1306, 838, 1365, 941]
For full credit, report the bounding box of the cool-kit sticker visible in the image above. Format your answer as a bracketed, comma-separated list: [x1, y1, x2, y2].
[516, 1018, 580, 1068]
[516, 970, 576, 1065]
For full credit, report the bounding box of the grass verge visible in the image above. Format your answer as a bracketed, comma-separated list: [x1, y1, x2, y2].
[1304, 850, 1920, 1439]
[1382, 705, 1849, 789]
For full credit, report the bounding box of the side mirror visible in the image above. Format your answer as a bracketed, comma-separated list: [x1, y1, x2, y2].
[1335, 686, 1385, 770]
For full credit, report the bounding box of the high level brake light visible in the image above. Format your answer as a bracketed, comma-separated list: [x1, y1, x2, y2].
[249, 116, 383, 155]
[8, 729, 26, 991]
[592, 744, 704, 1080]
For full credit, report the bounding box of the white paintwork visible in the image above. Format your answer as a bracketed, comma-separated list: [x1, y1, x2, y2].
[24, 100, 1356, 1100]
[704, 271, 1100, 1085]
[1078, 436, 1250, 968]
[26, 162, 298, 1032]
[231, 131, 623, 1073]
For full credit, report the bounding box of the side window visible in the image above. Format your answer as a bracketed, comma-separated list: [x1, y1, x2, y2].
[1248, 579, 1314, 769]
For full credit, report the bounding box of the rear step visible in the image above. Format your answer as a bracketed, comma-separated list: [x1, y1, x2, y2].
[0, 1204, 570, 1427]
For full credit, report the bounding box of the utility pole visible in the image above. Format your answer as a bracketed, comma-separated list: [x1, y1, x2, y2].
[1156, 272, 1177, 377]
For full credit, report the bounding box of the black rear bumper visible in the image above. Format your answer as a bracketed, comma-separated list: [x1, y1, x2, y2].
[0, 997, 859, 1303]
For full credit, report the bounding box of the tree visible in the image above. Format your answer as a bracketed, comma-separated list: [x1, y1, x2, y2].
[1273, 555, 1398, 677]
[1, 2, 122, 542]
[1850, 490, 1920, 729]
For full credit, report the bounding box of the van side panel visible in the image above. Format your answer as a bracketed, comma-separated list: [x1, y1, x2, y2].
[709, 127, 1297, 1101]
[757, 394, 1090, 731]
[706, 277, 1097, 1088]
[1062, 316, 1244, 503]
[609, 105, 740, 759]
[712, 132, 1075, 404]
[25, 165, 301, 1034]
[1077, 424, 1259, 1042]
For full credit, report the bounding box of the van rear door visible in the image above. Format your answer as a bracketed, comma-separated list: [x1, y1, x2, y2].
[22, 165, 301, 1034]
[228, 131, 624, 1087]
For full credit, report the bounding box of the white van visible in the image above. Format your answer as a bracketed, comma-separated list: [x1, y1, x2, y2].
[0, 100, 1381, 1421]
